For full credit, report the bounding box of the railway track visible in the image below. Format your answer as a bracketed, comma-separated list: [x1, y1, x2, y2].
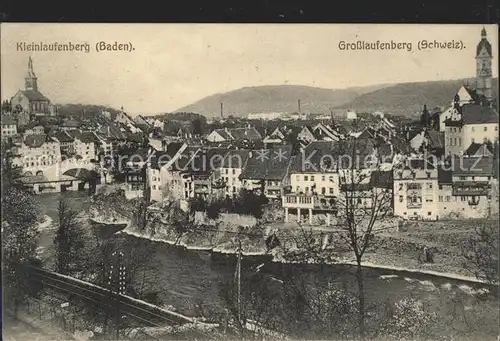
[27, 266, 216, 339]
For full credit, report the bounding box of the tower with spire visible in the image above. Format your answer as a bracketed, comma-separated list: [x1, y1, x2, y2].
[25, 56, 38, 92]
[10, 56, 53, 117]
[475, 27, 493, 103]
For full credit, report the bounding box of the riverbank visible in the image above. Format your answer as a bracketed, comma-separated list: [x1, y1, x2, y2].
[88, 188, 494, 285]
[117, 222, 490, 285]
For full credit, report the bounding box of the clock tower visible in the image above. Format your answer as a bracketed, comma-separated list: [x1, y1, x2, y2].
[475, 27, 493, 103]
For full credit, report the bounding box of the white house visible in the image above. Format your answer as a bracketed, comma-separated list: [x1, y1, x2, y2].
[12, 134, 61, 176]
[393, 158, 439, 221]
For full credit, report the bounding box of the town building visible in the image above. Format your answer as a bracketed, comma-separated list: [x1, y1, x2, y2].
[444, 103, 499, 156]
[393, 158, 439, 221]
[70, 131, 100, 161]
[10, 57, 54, 117]
[1, 115, 18, 139]
[205, 127, 262, 144]
[51, 131, 76, 157]
[437, 156, 495, 218]
[12, 134, 61, 175]
[216, 149, 251, 198]
[146, 142, 186, 203]
[239, 145, 293, 202]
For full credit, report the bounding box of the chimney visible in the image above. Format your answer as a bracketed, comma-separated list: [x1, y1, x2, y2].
[220, 103, 224, 119]
[298, 100, 301, 113]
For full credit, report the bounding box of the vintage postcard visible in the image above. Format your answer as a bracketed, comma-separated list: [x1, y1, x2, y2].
[1, 23, 499, 341]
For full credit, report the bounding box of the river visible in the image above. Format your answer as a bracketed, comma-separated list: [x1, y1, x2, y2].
[34, 192, 499, 338]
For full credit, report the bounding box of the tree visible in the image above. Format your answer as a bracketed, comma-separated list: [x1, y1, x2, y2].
[420, 104, 430, 129]
[53, 196, 86, 275]
[13, 104, 23, 114]
[1, 141, 24, 197]
[286, 118, 392, 339]
[335, 124, 393, 338]
[192, 117, 204, 136]
[2, 187, 44, 313]
[461, 220, 499, 284]
[2, 99, 12, 113]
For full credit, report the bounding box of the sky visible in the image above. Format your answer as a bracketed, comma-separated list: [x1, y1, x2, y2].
[1, 24, 498, 115]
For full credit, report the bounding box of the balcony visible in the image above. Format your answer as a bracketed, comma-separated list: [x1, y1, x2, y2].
[283, 194, 339, 211]
[452, 181, 490, 196]
[407, 202, 422, 209]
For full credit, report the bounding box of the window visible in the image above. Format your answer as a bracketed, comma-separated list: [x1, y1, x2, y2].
[484, 126, 487, 132]
[321, 187, 325, 194]
[304, 176, 308, 181]
[428, 212, 432, 216]
[305, 187, 309, 193]
[225, 169, 228, 174]
[322, 175, 325, 181]
[425, 195, 433, 202]
[399, 183, 403, 191]
[296, 175, 300, 181]
[152, 185, 156, 190]
[446, 196, 451, 202]
[311, 176, 315, 181]
[329, 176, 334, 182]
[329, 188, 334, 194]
[426, 172, 431, 179]
[459, 176, 466, 180]
[399, 195, 404, 203]
[439, 196, 443, 202]
[232, 169, 235, 175]
[472, 127, 475, 132]
[461, 196, 467, 202]
[472, 176, 475, 181]
[427, 183, 433, 189]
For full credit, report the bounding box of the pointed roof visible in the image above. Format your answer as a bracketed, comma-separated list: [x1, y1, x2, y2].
[476, 27, 492, 57]
[25, 56, 37, 79]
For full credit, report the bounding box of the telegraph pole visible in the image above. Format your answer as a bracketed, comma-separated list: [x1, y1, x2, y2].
[108, 250, 126, 340]
[236, 237, 242, 328]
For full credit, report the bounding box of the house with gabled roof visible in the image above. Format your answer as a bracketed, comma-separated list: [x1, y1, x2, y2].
[206, 126, 263, 144]
[51, 131, 75, 156]
[444, 103, 498, 156]
[12, 134, 61, 175]
[239, 145, 294, 201]
[312, 123, 341, 141]
[146, 142, 186, 202]
[73, 131, 100, 162]
[464, 142, 494, 157]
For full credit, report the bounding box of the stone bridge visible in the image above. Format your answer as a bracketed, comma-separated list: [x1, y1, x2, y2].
[23, 158, 103, 182]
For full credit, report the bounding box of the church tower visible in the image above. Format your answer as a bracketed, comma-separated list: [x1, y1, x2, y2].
[475, 27, 493, 103]
[24, 56, 38, 92]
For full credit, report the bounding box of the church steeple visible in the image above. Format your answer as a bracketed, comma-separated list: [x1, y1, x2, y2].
[25, 56, 38, 92]
[475, 27, 493, 103]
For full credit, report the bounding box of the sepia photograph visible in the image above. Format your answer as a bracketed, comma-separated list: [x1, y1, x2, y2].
[1, 23, 499, 341]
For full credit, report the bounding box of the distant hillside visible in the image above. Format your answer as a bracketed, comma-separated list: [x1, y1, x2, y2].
[338, 78, 499, 117]
[174, 84, 389, 117]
